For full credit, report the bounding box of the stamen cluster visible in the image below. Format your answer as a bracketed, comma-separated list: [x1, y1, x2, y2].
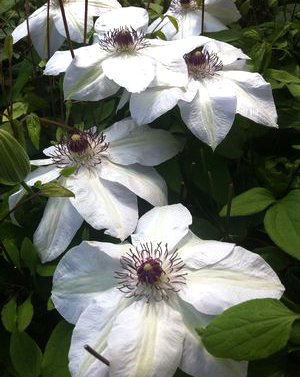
[184, 50, 223, 80]
[99, 27, 150, 53]
[50, 130, 109, 170]
[169, 0, 199, 13]
[116, 243, 187, 302]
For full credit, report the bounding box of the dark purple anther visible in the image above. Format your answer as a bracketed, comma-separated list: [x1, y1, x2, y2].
[137, 258, 163, 284]
[67, 133, 89, 154]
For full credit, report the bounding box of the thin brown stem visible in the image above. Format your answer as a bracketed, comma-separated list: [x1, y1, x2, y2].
[84, 345, 110, 366]
[83, 0, 88, 45]
[39, 116, 80, 132]
[24, 0, 36, 78]
[47, 0, 51, 59]
[58, 0, 75, 58]
[201, 0, 205, 35]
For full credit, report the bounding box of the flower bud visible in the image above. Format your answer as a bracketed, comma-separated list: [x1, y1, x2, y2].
[0, 129, 30, 185]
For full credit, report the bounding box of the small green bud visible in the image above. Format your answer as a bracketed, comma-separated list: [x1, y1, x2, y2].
[0, 129, 30, 185]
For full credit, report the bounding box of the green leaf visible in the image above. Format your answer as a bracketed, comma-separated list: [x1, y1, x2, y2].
[99, 99, 115, 122]
[20, 237, 38, 274]
[26, 114, 41, 149]
[166, 15, 179, 32]
[1, 297, 17, 332]
[4, 36, 13, 60]
[149, 3, 163, 14]
[264, 190, 300, 260]
[41, 321, 73, 377]
[0, 0, 21, 15]
[2, 102, 28, 122]
[219, 187, 276, 217]
[60, 166, 77, 178]
[153, 30, 167, 40]
[202, 299, 299, 361]
[3, 240, 20, 269]
[264, 69, 300, 84]
[39, 183, 75, 198]
[290, 320, 300, 344]
[36, 263, 56, 277]
[10, 332, 42, 377]
[17, 296, 34, 332]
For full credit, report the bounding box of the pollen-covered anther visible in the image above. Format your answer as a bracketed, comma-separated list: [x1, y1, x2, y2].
[98, 27, 150, 53]
[115, 242, 187, 302]
[50, 130, 109, 170]
[184, 49, 223, 79]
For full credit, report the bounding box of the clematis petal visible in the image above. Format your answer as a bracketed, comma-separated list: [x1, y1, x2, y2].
[52, 2, 93, 43]
[65, 169, 138, 240]
[107, 300, 185, 377]
[104, 119, 182, 165]
[116, 89, 130, 111]
[95, 6, 149, 36]
[30, 158, 53, 166]
[205, 0, 241, 25]
[52, 241, 127, 323]
[99, 160, 168, 206]
[130, 86, 196, 125]
[12, 5, 64, 59]
[202, 12, 229, 32]
[64, 44, 119, 100]
[179, 245, 284, 316]
[178, 78, 237, 149]
[44, 50, 74, 76]
[180, 328, 247, 377]
[70, 0, 121, 17]
[131, 204, 192, 250]
[220, 70, 278, 127]
[69, 292, 128, 377]
[101, 53, 156, 93]
[33, 196, 83, 263]
[203, 40, 249, 67]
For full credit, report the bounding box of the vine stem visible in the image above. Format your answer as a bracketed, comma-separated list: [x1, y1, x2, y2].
[201, 0, 205, 35]
[83, 0, 88, 45]
[58, 0, 75, 58]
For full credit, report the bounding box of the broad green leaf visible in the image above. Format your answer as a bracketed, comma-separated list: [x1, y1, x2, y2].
[1, 297, 17, 332]
[10, 332, 43, 377]
[0, 0, 22, 15]
[202, 299, 299, 361]
[290, 320, 300, 344]
[220, 187, 276, 217]
[264, 69, 300, 84]
[154, 30, 167, 40]
[12, 58, 33, 100]
[3, 240, 20, 269]
[41, 321, 73, 377]
[149, 3, 163, 14]
[2, 102, 28, 122]
[26, 114, 41, 149]
[36, 263, 56, 277]
[17, 296, 34, 332]
[20, 237, 38, 274]
[99, 99, 115, 122]
[204, 29, 243, 43]
[167, 15, 179, 32]
[60, 166, 77, 177]
[39, 183, 75, 198]
[264, 190, 300, 260]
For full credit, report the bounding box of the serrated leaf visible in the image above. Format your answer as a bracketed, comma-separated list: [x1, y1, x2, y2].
[26, 114, 41, 149]
[20, 237, 38, 273]
[60, 166, 77, 178]
[17, 296, 34, 332]
[10, 332, 43, 377]
[202, 299, 299, 361]
[39, 183, 75, 198]
[264, 190, 300, 260]
[220, 187, 276, 217]
[1, 297, 17, 332]
[41, 321, 73, 377]
[167, 15, 179, 32]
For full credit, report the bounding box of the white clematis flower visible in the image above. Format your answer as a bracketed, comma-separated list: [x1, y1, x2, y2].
[44, 6, 197, 99]
[148, 0, 241, 40]
[52, 204, 284, 377]
[9, 118, 181, 263]
[11, 0, 121, 59]
[130, 37, 278, 149]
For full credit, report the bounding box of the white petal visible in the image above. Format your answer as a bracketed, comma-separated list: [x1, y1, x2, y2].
[179, 245, 285, 316]
[52, 3, 93, 43]
[202, 11, 228, 32]
[178, 78, 237, 149]
[220, 70, 278, 127]
[180, 328, 247, 377]
[172, 11, 202, 39]
[95, 7, 149, 36]
[66, 169, 138, 240]
[130, 86, 195, 125]
[205, 0, 241, 25]
[147, 12, 179, 39]
[52, 241, 127, 323]
[44, 50, 74, 76]
[12, 6, 46, 43]
[131, 204, 192, 251]
[43, 145, 56, 157]
[107, 300, 185, 377]
[116, 89, 130, 112]
[72, 0, 121, 17]
[177, 231, 235, 268]
[105, 122, 182, 165]
[69, 293, 127, 377]
[203, 40, 249, 67]
[64, 44, 119, 100]
[101, 53, 156, 93]
[30, 158, 53, 166]
[33, 196, 83, 263]
[99, 161, 168, 207]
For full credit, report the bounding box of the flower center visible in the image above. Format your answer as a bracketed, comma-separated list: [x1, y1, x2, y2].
[50, 130, 109, 170]
[170, 0, 199, 13]
[184, 50, 223, 80]
[98, 27, 150, 53]
[116, 243, 187, 302]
